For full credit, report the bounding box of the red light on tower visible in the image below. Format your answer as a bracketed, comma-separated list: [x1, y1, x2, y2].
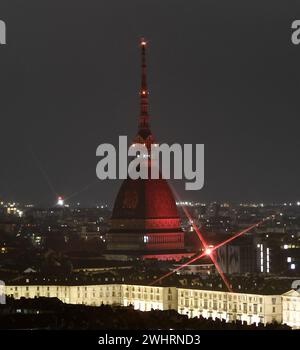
[205, 248, 212, 256]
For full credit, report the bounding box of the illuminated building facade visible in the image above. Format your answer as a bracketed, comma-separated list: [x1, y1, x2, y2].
[106, 39, 191, 261]
[178, 288, 282, 325]
[5, 282, 300, 328]
[5, 283, 177, 312]
[282, 289, 300, 329]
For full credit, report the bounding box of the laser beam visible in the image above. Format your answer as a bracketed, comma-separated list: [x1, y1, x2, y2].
[150, 214, 269, 287]
[149, 251, 206, 286]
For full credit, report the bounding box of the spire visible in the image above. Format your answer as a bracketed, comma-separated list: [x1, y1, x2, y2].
[139, 37, 150, 131]
[133, 38, 155, 148]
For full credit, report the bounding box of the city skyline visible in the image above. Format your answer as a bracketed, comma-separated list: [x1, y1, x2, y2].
[2, 0, 300, 339]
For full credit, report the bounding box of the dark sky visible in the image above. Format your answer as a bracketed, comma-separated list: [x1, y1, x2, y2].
[0, 0, 300, 206]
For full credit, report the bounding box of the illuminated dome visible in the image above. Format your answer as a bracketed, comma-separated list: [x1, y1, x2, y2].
[111, 178, 180, 220]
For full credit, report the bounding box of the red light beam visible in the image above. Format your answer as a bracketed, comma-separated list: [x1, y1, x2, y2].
[209, 253, 233, 292]
[171, 187, 207, 249]
[149, 251, 206, 286]
[181, 204, 208, 249]
[212, 219, 266, 252]
[150, 217, 270, 286]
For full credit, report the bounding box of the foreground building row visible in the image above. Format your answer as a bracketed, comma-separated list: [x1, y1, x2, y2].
[4, 282, 300, 329]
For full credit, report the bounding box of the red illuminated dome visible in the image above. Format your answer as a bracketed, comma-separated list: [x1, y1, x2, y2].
[111, 178, 179, 220]
[106, 39, 192, 261]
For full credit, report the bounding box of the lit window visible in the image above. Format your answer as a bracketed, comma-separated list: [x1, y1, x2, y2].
[291, 264, 296, 270]
[287, 257, 292, 263]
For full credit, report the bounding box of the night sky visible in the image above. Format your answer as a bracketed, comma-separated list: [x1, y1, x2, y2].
[0, 0, 300, 207]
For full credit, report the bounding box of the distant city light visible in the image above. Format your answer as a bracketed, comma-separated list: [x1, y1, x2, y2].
[57, 196, 64, 206]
